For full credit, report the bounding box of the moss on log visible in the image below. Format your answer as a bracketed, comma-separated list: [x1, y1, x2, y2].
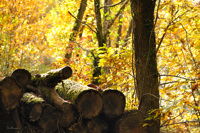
[20, 93, 44, 122]
[56, 80, 103, 119]
[102, 89, 125, 120]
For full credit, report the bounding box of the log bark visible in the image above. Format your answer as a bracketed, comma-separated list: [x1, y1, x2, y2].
[0, 76, 23, 111]
[30, 66, 72, 88]
[25, 87, 77, 128]
[20, 93, 44, 122]
[28, 66, 75, 116]
[56, 80, 103, 119]
[111, 110, 147, 133]
[131, 0, 160, 132]
[102, 89, 125, 120]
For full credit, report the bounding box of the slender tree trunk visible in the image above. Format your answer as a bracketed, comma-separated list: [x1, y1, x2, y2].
[131, 0, 160, 133]
[103, 0, 112, 47]
[69, 0, 88, 41]
[94, 0, 104, 48]
[123, 18, 133, 47]
[116, 0, 125, 48]
[93, 0, 105, 85]
[65, 0, 88, 61]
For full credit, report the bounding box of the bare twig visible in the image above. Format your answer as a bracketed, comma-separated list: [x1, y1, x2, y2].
[161, 120, 200, 127]
[154, 0, 161, 26]
[160, 74, 195, 81]
[191, 91, 200, 125]
[160, 81, 180, 85]
[68, 40, 92, 53]
[156, 22, 171, 54]
[68, 11, 97, 33]
[161, 111, 184, 127]
[142, 93, 176, 103]
[181, 23, 198, 69]
[99, 0, 126, 10]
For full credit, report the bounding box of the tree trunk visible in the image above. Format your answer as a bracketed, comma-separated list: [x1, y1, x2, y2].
[56, 80, 103, 119]
[93, 0, 105, 85]
[131, 0, 160, 132]
[65, 0, 88, 61]
[103, 0, 112, 47]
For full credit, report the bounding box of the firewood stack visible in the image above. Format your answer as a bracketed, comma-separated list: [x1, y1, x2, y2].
[0, 66, 147, 133]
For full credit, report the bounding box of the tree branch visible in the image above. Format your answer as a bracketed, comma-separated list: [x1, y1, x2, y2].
[104, 0, 129, 37]
[154, 0, 161, 26]
[68, 11, 97, 33]
[160, 74, 195, 81]
[68, 40, 92, 53]
[161, 111, 184, 127]
[99, 0, 125, 10]
[181, 23, 198, 69]
[161, 120, 200, 127]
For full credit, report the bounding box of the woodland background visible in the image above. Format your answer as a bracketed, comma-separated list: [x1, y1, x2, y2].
[0, 0, 200, 132]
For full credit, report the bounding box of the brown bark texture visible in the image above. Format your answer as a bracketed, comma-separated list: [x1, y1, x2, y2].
[131, 0, 160, 132]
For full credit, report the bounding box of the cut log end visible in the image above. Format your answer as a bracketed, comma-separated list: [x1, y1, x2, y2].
[0, 76, 23, 111]
[30, 102, 43, 122]
[11, 69, 31, 87]
[59, 102, 77, 128]
[86, 117, 108, 133]
[102, 89, 125, 119]
[61, 66, 73, 79]
[38, 106, 57, 133]
[115, 110, 147, 133]
[76, 89, 103, 119]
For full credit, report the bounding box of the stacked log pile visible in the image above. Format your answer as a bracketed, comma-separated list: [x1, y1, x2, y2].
[0, 66, 147, 133]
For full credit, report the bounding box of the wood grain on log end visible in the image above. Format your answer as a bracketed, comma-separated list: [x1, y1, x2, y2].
[38, 106, 57, 133]
[61, 66, 73, 79]
[30, 102, 43, 122]
[0, 76, 23, 111]
[86, 117, 108, 133]
[68, 120, 88, 133]
[76, 89, 103, 119]
[59, 102, 77, 128]
[102, 89, 125, 119]
[11, 69, 31, 87]
[115, 110, 147, 133]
